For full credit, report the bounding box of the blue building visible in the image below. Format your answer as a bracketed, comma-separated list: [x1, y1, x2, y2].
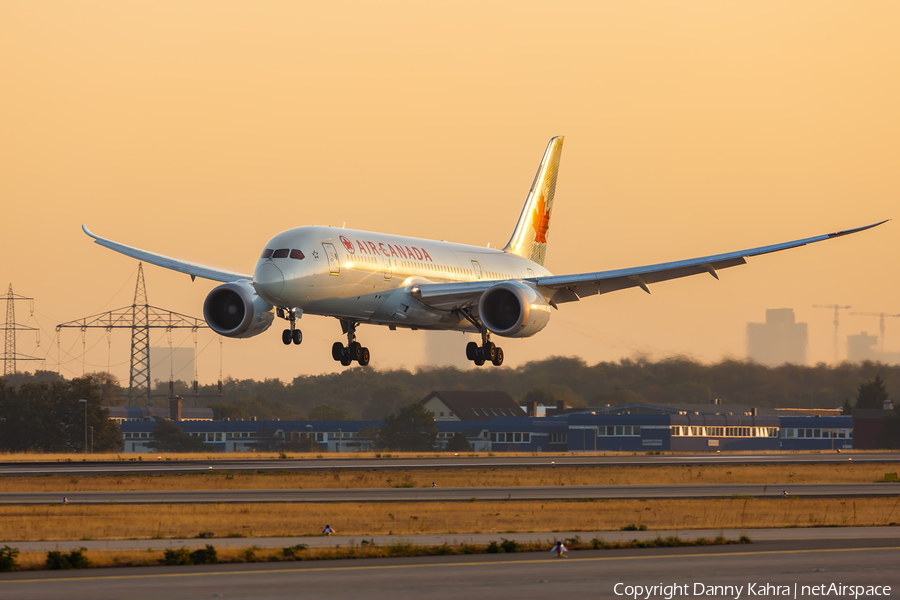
[117, 402, 854, 453]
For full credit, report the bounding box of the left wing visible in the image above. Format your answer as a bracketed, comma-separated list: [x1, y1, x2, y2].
[535, 220, 888, 304]
[82, 225, 251, 283]
[412, 220, 888, 310]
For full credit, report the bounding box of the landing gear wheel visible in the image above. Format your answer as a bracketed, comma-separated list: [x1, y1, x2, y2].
[484, 342, 496, 361]
[466, 341, 479, 361]
[491, 347, 504, 366]
[358, 347, 370, 366]
[282, 330, 292, 345]
[340, 354, 352, 366]
[473, 354, 485, 366]
[332, 342, 344, 361]
[292, 329, 302, 345]
[349, 341, 362, 360]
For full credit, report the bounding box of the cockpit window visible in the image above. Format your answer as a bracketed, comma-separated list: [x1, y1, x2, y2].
[261, 249, 274, 259]
[272, 249, 290, 258]
[290, 249, 305, 260]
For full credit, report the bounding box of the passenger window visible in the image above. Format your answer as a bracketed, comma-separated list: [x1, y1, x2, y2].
[272, 249, 290, 258]
[261, 249, 274, 259]
[290, 249, 305, 260]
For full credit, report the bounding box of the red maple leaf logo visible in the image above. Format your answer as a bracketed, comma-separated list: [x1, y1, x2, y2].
[340, 235, 355, 254]
[531, 193, 550, 244]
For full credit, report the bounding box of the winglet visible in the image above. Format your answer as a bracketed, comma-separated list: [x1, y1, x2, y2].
[827, 219, 890, 239]
[82, 224, 98, 240]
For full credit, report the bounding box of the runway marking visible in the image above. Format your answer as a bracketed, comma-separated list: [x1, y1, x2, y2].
[3, 546, 898, 585]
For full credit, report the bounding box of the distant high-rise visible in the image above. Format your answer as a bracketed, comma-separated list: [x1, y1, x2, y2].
[746, 308, 808, 366]
[424, 331, 472, 369]
[149, 347, 195, 383]
[847, 332, 900, 365]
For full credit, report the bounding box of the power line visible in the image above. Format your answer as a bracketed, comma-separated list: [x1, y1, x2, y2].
[56, 263, 210, 405]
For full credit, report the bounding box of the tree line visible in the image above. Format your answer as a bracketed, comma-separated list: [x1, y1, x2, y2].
[5, 357, 900, 420]
[2, 356, 899, 451]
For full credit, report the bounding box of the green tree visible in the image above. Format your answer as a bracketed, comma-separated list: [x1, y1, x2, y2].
[375, 403, 437, 451]
[309, 404, 352, 421]
[855, 376, 889, 410]
[362, 382, 414, 420]
[147, 418, 207, 452]
[445, 432, 471, 452]
[878, 406, 900, 448]
[211, 397, 303, 421]
[0, 376, 120, 452]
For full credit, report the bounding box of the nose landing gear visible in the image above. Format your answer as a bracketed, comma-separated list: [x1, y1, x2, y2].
[332, 320, 370, 366]
[279, 308, 302, 345]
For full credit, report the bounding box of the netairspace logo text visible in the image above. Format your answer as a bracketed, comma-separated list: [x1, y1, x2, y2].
[614, 582, 892, 600]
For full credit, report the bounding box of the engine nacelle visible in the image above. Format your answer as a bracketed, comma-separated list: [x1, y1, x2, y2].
[203, 282, 274, 338]
[478, 281, 551, 338]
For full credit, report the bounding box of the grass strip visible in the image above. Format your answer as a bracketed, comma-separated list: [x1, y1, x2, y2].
[2, 534, 751, 572]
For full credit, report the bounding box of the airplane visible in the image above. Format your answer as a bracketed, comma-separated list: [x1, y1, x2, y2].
[82, 136, 887, 368]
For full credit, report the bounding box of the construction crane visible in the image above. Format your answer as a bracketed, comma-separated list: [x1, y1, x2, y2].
[813, 304, 852, 364]
[850, 311, 900, 354]
[56, 263, 209, 406]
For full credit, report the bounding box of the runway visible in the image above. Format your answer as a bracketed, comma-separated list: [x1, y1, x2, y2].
[2, 482, 898, 504]
[2, 539, 897, 600]
[2, 452, 898, 476]
[8, 526, 900, 553]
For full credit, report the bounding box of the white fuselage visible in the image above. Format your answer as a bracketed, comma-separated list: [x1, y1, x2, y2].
[252, 226, 552, 331]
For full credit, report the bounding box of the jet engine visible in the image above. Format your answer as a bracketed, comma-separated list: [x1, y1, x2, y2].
[478, 281, 551, 338]
[203, 282, 274, 338]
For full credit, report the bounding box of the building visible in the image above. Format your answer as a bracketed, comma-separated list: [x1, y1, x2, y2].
[421, 391, 527, 421]
[847, 332, 879, 363]
[120, 419, 381, 453]
[149, 347, 195, 383]
[104, 405, 213, 423]
[112, 391, 862, 453]
[747, 308, 808, 366]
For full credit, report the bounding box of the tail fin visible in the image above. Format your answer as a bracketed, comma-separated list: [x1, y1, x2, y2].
[503, 136, 564, 266]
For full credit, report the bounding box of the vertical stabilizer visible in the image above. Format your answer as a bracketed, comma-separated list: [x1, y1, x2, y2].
[503, 136, 564, 266]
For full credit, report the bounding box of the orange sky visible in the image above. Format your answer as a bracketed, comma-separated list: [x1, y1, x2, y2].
[1, 1, 898, 384]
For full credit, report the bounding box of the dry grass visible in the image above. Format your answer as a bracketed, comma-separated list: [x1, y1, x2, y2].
[0, 451, 567, 462]
[3, 463, 898, 493]
[3, 449, 884, 463]
[2, 497, 899, 542]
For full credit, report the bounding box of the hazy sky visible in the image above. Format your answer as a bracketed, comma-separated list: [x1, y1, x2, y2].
[2, 2, 897, 384]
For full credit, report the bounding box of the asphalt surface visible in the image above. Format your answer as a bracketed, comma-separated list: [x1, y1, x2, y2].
[1, 539, 897, 600]
[3, 482, 898, 504]
[2, 452, 898, 476]
[8, 526, 900, 553]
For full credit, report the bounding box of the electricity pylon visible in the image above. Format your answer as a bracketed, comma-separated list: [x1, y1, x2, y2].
[56, 263, 208, 405]
[1, 284, 41, 377]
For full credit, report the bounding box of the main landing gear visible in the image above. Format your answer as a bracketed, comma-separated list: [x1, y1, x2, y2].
[280, 308, 302, 345]
[332, 320, 370, 367]
[460, 310, 503, 367]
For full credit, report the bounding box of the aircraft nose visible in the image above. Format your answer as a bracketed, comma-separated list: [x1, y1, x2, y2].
[254, 262, 284, 301]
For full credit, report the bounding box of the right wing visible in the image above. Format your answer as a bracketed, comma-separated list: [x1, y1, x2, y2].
[82, 224, 251, 283]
